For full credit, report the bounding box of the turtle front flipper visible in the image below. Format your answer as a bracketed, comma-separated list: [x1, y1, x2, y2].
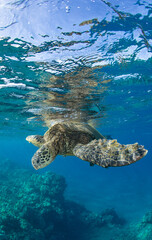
[73, 139, 148, 168]
[26, 135, 45, 147]
[32, 139, 59, 170]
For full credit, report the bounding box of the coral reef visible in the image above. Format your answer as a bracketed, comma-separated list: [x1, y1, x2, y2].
[136, 211, 152, 240]
[107, 210, 152, 240]
[1, 159, 152, 240]
[0, 160, 125, 240]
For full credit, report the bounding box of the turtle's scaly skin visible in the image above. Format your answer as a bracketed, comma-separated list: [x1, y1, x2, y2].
[73, 139, 148, 167]
[26, 121, 148, 170]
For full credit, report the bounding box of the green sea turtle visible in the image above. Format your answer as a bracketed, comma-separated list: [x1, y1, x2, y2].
[26, 120, 148, 170]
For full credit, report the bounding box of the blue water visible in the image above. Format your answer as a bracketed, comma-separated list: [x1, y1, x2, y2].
[0, 0, 152, 239]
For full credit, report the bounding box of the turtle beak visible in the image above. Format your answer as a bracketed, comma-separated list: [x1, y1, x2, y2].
[26, 135, 33, 143]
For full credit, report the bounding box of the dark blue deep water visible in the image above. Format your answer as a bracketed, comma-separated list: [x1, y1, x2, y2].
[0, 0, 152, 239]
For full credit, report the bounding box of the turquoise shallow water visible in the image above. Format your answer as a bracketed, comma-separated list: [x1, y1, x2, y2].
[0, 0, 152, 239]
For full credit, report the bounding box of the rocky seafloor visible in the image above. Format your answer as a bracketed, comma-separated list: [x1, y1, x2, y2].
[0, 159, 152, 240]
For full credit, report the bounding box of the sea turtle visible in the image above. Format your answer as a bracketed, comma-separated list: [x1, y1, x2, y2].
[26, 120, 148, 170]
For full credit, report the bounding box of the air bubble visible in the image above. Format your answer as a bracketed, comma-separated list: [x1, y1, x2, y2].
[65, 6, 70, 13]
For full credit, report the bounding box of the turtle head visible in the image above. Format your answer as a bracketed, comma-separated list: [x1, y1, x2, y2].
[32, 144, 55, 170]
[26, 135, 45, 147]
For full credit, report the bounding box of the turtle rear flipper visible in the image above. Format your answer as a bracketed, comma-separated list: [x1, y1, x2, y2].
[73, 139, 148, 168]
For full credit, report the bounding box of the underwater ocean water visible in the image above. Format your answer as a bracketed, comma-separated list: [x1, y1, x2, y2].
[0, 0, 152, 239]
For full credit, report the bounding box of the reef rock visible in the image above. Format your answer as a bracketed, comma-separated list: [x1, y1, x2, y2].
[0, 160, 126, 240]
